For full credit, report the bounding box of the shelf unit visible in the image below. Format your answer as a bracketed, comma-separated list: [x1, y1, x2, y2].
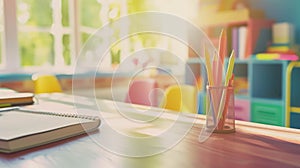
[232, 59, 250, 121]
[286, 61, 300, 128]
[250, 60, 288, 126]
[186, 59, 300, 128]
[187, 10, 298, 127]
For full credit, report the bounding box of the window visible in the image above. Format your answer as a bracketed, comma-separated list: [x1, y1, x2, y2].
[0, 0, 3, 65]
[0, 0, 199, 73]
[1, 0, 129, 72]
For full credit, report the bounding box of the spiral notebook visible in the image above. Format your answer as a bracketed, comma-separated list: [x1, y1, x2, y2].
[0, 108, 101, 153]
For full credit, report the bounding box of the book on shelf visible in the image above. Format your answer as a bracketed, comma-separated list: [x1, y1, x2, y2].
[0, 88, 34, 108]
[238, 26, 247, 59]
[256, 53, 299, 61]
[245, 19, 274, 58]
[267, 46, 292, 52]
[229, 19, 273, 59]
[229, 26, 247, 59]
[0, 108, 101, 153]
[232, 27, 239, 58]
[205, 18, 273, 60]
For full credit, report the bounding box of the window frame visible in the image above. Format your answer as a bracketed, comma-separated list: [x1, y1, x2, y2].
[0, 0, 191, 74]
[1, 0, 81, 73]
[0, 0, 128, 73]
[2, 0, 20, 72]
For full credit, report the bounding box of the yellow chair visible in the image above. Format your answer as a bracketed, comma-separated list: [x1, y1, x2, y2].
[160, 85, 197, 113]
[32, 74, 62, 94]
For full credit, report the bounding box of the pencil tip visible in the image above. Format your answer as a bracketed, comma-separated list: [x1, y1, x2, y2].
[230, 50, 235, 57]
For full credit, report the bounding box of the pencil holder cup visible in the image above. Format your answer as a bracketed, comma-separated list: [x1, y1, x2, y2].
[205, 85, 235, 133]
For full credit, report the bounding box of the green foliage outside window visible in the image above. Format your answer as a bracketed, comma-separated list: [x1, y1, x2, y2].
[0, 0, 3, 64]
[0, 33, 2, 64]
[18, 0, 53, 66]
[127, 0, 161, 51]
[16, 0, 159, 67]
[63, 35, 70, 65]
[62, 0, 69, 27]
[19, 32, 54, 66]
[80, 0, 102, 28]
[18, 0, 52, 27]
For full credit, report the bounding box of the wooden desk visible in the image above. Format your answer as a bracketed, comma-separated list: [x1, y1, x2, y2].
[0, 93, 299, 167]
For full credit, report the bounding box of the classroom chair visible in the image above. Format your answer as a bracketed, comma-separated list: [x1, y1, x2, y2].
[125, 78, 158, 106]
[32, 74, 62, 94]
[160, 84, 197, 113]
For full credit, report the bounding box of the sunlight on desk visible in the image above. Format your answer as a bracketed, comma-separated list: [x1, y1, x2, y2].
[0, 93, 299, 168]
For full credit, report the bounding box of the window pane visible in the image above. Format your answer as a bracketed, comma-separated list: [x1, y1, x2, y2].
[19, 32, 54, 66]
[17, 0, 52, 27]
[62, 0, 69, 27]
[63, 34, 70, 65]
[80, 0, 102, 28]
[0, 0, 3, 64]
[127, 0, 153, 13]
[81, 32, 91, 46]
[0, 33, 2, 64]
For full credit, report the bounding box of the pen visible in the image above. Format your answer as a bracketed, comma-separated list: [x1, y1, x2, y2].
[205, 47, 220, 127]
[217, 50, 235, 120]
[204, 47, 214, 86]
[224, 50, 235, 86]
[218, 29, 227, 65]
[213, 54, 222, 87]
[216, 29, 227, 87]
[218, 74, 234, 129]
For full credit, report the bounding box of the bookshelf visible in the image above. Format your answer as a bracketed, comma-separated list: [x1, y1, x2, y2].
[188, 4, 294, 127]
[286, 61, 300, 128]
[250, 60, 288, 126]
[204, 19, 274, 59]
[232, 59, 250, 121]
[186, 59, 300, 128]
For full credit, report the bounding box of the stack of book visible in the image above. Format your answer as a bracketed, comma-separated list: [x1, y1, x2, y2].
[0, 88, 34, 108]
[256, 22, 299, 61]
[256, 45, 299, 61]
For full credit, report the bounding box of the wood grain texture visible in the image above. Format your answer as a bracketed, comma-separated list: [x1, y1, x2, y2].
[0, 93, 299, 168]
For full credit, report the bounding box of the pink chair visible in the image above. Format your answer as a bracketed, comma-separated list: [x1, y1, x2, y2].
[125, 79, 158, 106]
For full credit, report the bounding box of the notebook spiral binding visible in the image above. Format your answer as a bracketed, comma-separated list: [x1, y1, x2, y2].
[18, 108, 100, 121]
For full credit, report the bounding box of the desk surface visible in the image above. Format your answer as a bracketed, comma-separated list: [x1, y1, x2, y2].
[0, 93, 300, 168]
